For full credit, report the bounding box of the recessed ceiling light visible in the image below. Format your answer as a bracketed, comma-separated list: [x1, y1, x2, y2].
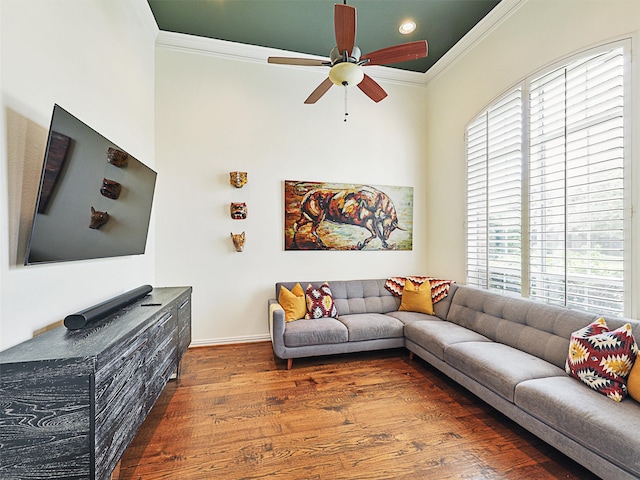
[399, 21, 416, 35]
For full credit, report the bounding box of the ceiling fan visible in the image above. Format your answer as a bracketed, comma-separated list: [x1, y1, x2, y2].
[267, 1, 428, 104]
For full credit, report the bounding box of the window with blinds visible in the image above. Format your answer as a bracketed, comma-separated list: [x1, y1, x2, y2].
[466, 89, 522, 292]
[529, 47, 625, 315]
[466, 43, 628, 316]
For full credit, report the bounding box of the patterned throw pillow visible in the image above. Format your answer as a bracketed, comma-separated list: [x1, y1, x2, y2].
[565, 318, 638, 402]
[305, 282, 338, 319]
[384, 276, 453, 304]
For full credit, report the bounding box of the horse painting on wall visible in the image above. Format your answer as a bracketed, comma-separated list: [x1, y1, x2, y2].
[284, 180, 413, 251]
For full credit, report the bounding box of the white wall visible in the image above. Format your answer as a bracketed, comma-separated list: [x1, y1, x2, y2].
[5, 0, 637, 350]
[0, 0, 157, 349]
[423, 0, 640, 314]
[154, 45, 430, 344]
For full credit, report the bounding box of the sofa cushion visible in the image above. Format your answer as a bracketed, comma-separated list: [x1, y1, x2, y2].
[284, 318, 348, 347]
[325, 279, 401, 315]
[446, 285, 598, 368]
[444, 342, 566, 401]
[386, 310, 436, 325]
[279, 279, 456, 319]
[565, 320, 638, 402]
[515, 376, 640, 478]
[337, 313, 404, 342]
[398, 279, 434, 315]
[404, 321, 491, 361]
[433, 283, 458, 320]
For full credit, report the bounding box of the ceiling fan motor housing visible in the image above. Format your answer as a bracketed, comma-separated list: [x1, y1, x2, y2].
[330, 45, 361, 64]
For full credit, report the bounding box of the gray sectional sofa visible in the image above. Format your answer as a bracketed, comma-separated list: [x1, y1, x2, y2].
[268, 279, 640, 480]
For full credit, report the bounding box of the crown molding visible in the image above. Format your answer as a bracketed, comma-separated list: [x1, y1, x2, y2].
[156, 31, 428, 87]
[131, 0, 160, 42]
[154, 0, 526, 87]
[423, 0, 526, 83]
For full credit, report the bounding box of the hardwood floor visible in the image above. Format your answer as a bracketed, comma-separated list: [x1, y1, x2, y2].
[115, 343, 598, 480]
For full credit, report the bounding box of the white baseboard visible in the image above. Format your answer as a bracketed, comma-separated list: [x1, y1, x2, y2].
[189, 334, 271, 348]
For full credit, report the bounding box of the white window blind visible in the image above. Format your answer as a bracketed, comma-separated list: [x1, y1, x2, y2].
[466, 43, 627, 316]
[466, 89, 522, 292]
[466, 115, 487, 288]
[528, 47, 625, 315]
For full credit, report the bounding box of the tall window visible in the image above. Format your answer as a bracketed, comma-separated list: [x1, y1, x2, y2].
[466, 89, 522, 293]
[466, 43, 629, 316]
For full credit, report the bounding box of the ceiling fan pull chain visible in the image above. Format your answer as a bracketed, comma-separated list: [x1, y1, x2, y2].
[344, 87, 349, 122]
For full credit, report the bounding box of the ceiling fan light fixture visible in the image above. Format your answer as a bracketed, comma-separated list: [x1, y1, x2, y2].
[399, 21, 416, 35]
[268, 3, 427, 105]
[328, 62, 364, 87]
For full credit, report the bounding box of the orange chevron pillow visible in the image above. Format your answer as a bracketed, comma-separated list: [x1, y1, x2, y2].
[385, 276, 452, 303]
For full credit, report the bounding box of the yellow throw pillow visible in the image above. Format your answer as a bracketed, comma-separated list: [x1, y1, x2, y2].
[628, 361, 640, 403]
[399, 279, 434, 315]
[279, 283, 307, 322]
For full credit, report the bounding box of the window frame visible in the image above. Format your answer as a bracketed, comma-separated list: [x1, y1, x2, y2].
[464, 39, 632, 316]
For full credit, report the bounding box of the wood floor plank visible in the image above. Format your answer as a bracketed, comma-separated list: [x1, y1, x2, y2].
[115, 343, 599, 480]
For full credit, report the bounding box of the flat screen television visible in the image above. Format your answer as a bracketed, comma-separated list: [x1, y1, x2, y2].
[24, 104, 157, 265]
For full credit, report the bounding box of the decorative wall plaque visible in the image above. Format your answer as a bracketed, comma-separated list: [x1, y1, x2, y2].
[107, 147, 129, 167]
[230, 202, 247, 220]
[100, 178, 122, 199]
[230, 232, 246, 252]
[89, 206, 109, 229]
[230, 171, 248, 188]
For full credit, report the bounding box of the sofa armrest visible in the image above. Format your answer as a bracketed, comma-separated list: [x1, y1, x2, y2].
[268, 299, 287, 359]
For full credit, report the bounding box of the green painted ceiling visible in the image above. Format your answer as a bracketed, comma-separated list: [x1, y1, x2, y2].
[147, 0, 501, 73]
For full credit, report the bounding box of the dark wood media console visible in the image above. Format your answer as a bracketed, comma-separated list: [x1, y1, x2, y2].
[0, 286, 192, 480]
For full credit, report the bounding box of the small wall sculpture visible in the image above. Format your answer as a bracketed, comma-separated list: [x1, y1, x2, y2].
[89, 207, 109, 229]
[230, 171, 248, 188]
[230, 202, 247, 220]
[107, 147, 129, 168]
[230, 232, 246, 252]
[100, 178, 122, 200]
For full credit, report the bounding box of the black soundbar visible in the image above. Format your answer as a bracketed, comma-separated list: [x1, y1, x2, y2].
[64, 284, 153, 330]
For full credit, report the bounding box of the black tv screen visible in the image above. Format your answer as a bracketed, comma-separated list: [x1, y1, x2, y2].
[24, 105, 157, 265]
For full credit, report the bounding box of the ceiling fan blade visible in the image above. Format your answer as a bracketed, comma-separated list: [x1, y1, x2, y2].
[357, 74, 387, 103]
[361, 40, 428, 66]
[304, 77, 334, 104]
[334, 4, 356, 56]
[268, 57, 328, 66]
